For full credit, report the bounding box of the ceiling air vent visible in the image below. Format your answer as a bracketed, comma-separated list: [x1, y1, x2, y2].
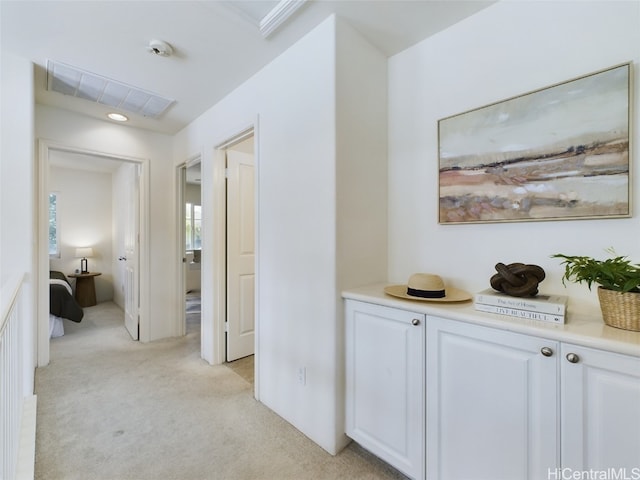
[46, 60, 174, 119]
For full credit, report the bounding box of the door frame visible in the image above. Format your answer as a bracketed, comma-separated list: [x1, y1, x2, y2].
[207, 122, 259, 397]
[36, 139, 150, 366]
[176, 154, 202, 337]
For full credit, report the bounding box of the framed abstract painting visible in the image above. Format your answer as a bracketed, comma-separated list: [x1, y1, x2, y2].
[438, 63, 631, 224]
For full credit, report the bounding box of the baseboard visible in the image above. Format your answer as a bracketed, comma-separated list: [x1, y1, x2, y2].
[16, 395, 37, 480]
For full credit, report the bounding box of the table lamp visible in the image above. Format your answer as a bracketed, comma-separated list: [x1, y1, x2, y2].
[75, 247, 94, 273]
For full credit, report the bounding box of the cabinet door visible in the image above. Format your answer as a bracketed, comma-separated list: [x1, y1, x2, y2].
[561, 343, 640, 470]
[345, 300, 424, 479]
[426, 316, 559, 480]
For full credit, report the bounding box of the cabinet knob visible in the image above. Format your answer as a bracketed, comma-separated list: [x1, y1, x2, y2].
[566, 353, 580, 364]
[411, 318, 420, 326]
[540, 347, 554, 357]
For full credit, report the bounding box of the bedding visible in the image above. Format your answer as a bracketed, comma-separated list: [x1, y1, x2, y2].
[50, 270, 83, 326]
[50, 314, 64, 338]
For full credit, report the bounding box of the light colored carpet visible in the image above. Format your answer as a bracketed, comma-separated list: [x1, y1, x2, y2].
[35, 302, 407, 480]
[226, 355, 254, 385]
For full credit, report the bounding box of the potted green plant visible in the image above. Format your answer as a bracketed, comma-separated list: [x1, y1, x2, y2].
[552, 249, 640, 331]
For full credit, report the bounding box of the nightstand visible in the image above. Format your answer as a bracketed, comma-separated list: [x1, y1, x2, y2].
[68, 272, 102, 307]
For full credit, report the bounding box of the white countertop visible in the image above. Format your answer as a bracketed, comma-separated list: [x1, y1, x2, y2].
[343, 283, 640, 358]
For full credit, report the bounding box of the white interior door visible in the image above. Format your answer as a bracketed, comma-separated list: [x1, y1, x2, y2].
[226, 149, 255, 361]
[124, 163, 140, 340]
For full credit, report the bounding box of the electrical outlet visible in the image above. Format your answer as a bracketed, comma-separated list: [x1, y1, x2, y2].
[297, 367, 306, 386]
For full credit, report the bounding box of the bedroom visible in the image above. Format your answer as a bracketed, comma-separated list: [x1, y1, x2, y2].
[47, 149, 203, 341]
[47, 151, 127, 339]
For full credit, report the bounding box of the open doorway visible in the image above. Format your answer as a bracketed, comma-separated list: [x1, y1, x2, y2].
[219, 132, 256, 389]
[224, 136, 255, 364]
[178, 157, 202, 337]
[37, 140, 149, 366]
[198, 126, 257, 392]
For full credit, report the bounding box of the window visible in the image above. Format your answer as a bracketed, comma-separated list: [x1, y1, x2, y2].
[49, 193, 60, 257]
[185, 203, 201, 251]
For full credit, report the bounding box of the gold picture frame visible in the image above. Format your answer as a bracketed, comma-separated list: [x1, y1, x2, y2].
[438, 63, 632, 224]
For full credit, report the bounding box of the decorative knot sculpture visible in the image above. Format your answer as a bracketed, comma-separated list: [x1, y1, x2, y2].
[490, 262, 546, 297]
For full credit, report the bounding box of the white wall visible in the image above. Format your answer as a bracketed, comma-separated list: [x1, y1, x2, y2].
[174, 15, 387, 454]
[36, 105, 177, 341]
[388, 0, 640, 316]
[49, 166, 114, 302]
[335, 16, 388, 444]
[336, 16, 388, 293]
[175, 16, 337, 453]
[0, 53, 36, 395]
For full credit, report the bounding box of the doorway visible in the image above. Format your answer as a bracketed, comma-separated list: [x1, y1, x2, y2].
[37, 140, 149, 366]
[198, 126, 258, 393]
[177, 157, 202, 337]
[225, 136, 255, 363]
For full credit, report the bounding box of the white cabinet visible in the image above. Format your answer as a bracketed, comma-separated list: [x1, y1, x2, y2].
[426, 315, 559, 480]
[561, 343, 640, 471]
[345, 300, 425, 480]
[343, 288, 640, 480]
[426, 315, 640, 480]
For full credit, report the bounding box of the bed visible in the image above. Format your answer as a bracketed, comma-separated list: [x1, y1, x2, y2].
[49, 270, 83, 337]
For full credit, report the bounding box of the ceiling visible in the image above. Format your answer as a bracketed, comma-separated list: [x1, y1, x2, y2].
[1, 0, 494, 136]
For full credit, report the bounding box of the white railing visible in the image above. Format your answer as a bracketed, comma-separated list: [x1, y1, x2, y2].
[1, 273, 27, 480]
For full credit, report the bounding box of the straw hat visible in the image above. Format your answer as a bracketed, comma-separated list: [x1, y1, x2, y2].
[384, 273, 472, 303]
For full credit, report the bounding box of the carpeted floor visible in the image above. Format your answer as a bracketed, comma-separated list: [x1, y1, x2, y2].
[35, 302, 407, 480]
[226, 355, 254, 384]
[186, 290, 254, 384]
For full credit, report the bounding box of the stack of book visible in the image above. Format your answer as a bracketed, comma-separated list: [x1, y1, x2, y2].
[474, 288, 568, 324]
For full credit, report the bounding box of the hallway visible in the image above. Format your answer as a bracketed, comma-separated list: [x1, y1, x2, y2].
[35, 302, 406, 480]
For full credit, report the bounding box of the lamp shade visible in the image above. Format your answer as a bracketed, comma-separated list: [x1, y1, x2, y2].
[75, 247, 94, 258]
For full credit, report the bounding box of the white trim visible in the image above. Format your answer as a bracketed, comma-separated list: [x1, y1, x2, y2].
[15, 395, 37, 480]
[260, 0, 307, 38]
[214, 126, 255, 150]
[210, 146, 227, 365]
[37, 140, 50, 366]
[185, 154, 201, 169]
[36, 139, 150, 365]
[252, 120, 260, 401]
[176, 163, 187, 337]
[176, 151, 202, 338]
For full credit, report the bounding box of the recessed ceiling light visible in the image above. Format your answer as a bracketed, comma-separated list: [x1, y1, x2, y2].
[107, 112, 128, 122]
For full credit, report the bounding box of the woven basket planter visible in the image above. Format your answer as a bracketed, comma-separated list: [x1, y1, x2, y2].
[597, 287, 640, 332]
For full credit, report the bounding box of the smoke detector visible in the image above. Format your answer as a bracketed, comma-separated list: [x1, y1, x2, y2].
[148, 39, 173, 57]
